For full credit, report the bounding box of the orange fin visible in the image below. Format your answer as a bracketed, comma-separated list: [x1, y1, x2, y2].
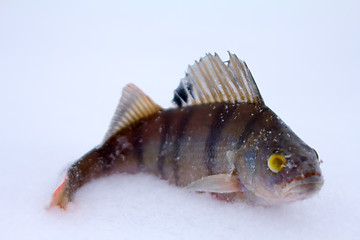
[49, 178, 69, 210]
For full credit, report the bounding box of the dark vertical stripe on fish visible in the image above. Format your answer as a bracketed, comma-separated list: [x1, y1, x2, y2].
[237, 107, 269, 149]
[172, 109, 194, 185]
[133, 122, 144, 170]
[157, 112, 171, 179]
[205, 104, 235, 175]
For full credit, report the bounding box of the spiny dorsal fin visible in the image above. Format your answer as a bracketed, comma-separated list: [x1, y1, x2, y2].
[172, 52, 263, 107]
[103, 84, 161, 142]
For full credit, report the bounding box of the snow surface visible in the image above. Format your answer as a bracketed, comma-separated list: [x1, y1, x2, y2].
[1, 1, 359, 239]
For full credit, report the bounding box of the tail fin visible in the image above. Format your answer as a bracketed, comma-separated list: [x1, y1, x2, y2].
[49, 178, 69, 209]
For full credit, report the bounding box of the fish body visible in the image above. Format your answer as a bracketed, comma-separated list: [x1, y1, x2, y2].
[51, 53, 323, 208]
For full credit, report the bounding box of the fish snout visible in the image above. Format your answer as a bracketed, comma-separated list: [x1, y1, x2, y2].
[281, 173, 324, 201]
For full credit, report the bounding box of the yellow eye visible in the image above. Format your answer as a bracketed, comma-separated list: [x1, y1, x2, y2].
[268, 154, 286, 173]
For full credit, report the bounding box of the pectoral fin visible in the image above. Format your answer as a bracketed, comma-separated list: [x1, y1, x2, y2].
[186, 174, 240, 193]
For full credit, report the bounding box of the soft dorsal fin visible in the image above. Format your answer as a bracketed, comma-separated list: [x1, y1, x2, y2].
[172, 52, 263, 107]
[103, 84, 161, 141]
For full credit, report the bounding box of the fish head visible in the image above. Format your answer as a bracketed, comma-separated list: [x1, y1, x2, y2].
[235, 108, 324, 205]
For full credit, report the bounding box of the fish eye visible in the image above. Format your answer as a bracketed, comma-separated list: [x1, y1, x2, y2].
[268, 154, 286, 173]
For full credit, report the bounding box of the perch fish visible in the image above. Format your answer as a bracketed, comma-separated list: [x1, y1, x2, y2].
[50, 53, 324, 208]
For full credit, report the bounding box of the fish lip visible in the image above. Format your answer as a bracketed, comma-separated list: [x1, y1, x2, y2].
[281, 173, 324, 199]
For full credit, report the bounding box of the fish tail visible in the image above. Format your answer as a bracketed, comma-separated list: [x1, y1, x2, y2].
[49, 147, 111, 209]
[50, 133, 141, 209]
[49, 177, 68, 209]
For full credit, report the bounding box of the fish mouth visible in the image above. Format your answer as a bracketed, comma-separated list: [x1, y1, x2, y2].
[281, 173, 324, 201]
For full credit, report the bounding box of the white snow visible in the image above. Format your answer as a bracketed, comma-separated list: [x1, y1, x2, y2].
[1, 1, 359, 239]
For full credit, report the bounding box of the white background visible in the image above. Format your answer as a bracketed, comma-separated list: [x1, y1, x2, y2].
[1, 1, 359, 239]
